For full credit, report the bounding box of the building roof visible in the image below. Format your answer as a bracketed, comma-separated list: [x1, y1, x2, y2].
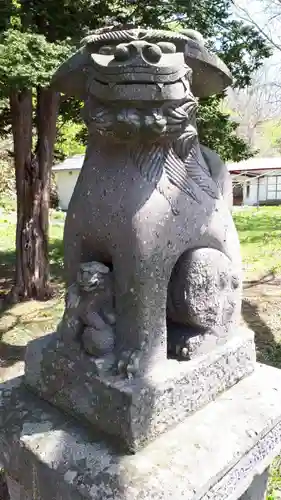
[227, 157, 281, 173]
[52, 154, 85, 172]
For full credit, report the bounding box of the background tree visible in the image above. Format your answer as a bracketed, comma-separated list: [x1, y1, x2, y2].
[0, 0, 272, 303]
[226, 68, 281, 152]
[228, 1, 281, 155]
[231, 0, 281, 55]
[0, 23, 70, 301]
[0, 0, 103, 301]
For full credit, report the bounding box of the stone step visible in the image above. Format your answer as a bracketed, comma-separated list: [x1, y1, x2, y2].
[0, 363, 281, 499]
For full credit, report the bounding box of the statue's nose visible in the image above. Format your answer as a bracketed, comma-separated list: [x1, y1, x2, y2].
[114, 41, 162, 64]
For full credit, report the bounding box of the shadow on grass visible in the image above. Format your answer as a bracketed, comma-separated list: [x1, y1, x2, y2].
[0, 238, 64, 368]
[0, 238, 65, 296]
[242, 299, 281, 369]
[244, 272, 281, 289]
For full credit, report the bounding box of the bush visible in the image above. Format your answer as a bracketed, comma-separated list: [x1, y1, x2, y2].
[0, 150, 15, 198]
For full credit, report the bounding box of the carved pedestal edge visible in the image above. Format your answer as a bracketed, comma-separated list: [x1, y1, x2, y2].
[24, 327, 256, 452]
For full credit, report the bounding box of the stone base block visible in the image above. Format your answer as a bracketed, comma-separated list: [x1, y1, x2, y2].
[6, 475, 31, 500]
[240, 468, 269, 500]
[24, 327, 255, 452]
[1, 364, 281, 499]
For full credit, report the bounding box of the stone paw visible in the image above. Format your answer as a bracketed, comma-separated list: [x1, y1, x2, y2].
[117, 348, 143, 379]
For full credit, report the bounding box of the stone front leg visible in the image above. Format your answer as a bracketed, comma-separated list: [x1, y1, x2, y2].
[113, 250, 172, 377]
[240, 467, 269, 500]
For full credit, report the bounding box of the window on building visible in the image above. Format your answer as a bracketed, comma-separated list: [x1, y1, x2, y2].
[265, 175, 281, 201]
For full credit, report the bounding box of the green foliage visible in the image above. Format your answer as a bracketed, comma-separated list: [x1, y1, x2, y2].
[216, 20, 272, 88]
[17, 0, 110, 42]
[0, 150, 15, 198]
[0, 29, 72, 93]
[233, 206, 281, 280]
[54, 118, 86, 161]
[0, 99, 10, 139]
[197, 95, 256, 161]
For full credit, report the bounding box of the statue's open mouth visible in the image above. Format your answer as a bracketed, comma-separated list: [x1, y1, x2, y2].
[93, 77, 189, 90]
[90, 63, 189, 83]
[88, 70, 191, 102]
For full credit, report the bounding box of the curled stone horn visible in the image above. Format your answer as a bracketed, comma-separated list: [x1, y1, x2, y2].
[51, 26, 232, 99]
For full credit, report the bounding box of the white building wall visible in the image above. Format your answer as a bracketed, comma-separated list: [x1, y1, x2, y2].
[54, 169, 80, 210]
[243, 174, 281, 206]
[243, 179, 258, 206]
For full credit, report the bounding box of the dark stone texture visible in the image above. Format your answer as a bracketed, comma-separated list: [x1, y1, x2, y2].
[25, 328, 255, 452]
[167, 248, 241, 333]
[45, 26, 243, 378]
[2, 364, 281, 499]
[52, 27, 232, 99]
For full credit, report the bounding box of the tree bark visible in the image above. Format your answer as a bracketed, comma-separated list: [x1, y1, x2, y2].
[34, 87, 60, 298]
[9, 87, 59, 302]
[10, 88, 33, 301]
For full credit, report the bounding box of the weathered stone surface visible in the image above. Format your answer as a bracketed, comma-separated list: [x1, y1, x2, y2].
[58, 261, 115, 357]
[200, 144, 233, 209]
[82, 325, 114, 356]
[25, 328, 255, 452]
[52, 27, 232, 99]
[6, 476, 31, 500]
[167, 247, 241, 334]
[1, 364, 281, 499]
[45, 26, 243, 379]
[168, 330, 223, 360]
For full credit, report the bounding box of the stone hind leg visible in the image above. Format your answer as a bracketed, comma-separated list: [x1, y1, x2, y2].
[167, 247, 241, 344]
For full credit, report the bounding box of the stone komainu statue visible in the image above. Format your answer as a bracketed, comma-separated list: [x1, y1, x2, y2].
[52, 26, 242, 377]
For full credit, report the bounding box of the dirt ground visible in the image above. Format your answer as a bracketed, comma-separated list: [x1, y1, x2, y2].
[242, 279, 281, 368]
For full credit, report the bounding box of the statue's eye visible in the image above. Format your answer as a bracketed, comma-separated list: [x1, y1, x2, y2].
[157, 42, 176, 54]
[99, 45, 115, 55]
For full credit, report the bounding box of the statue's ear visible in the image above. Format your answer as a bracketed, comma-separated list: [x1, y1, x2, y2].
[51, 47, 92, 99]
[182, 32, 232, 97]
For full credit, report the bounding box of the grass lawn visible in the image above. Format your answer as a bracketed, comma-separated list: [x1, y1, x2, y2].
[234, 206, 281, 281]
[0, 202, 281, 498]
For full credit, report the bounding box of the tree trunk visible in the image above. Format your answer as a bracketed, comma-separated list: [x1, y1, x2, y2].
[10, 88, 34, 301]
[9, 87, 59, 302]
[34, 87, 60, 298]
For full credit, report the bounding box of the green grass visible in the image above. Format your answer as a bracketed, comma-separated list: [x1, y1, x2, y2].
[0, 205, 65, 366]
[233, 206, 281, 281]
[268, 458, 281, 499]
[0, 204, 65, 291]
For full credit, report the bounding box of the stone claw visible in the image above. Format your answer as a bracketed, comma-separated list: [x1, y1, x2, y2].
[117, 349, 142, 379]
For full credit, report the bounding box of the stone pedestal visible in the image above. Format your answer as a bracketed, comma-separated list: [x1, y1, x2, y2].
[6, 476, 31, 500]
[1, 364, 281, 500]
[240, 468, 269, 500]
[24, 327, 255, 452]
